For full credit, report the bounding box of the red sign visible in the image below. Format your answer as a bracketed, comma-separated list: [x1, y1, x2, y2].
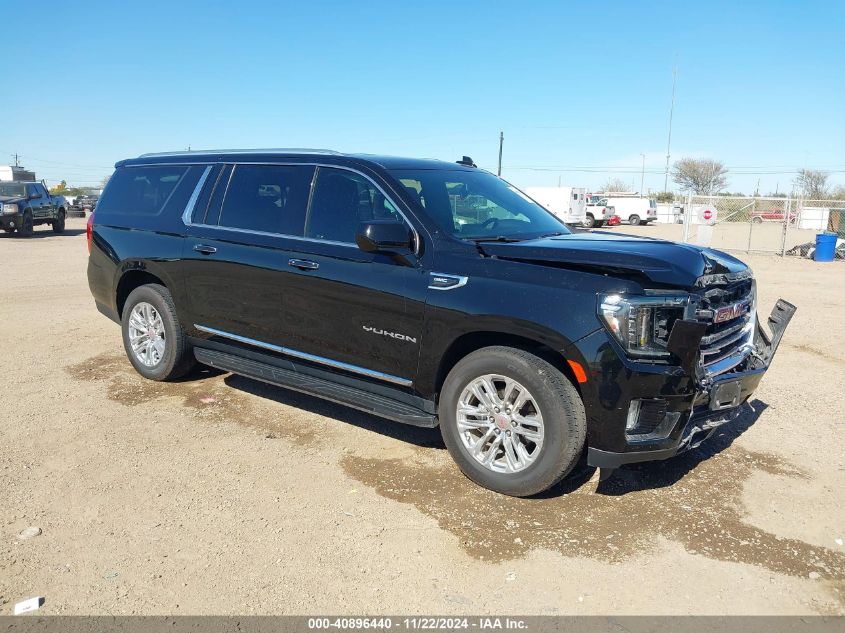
[703, 209, 713, 220]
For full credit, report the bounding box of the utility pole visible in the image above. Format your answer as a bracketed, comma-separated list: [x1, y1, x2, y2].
[14, 153, 19, 167]
[497, 131, 504, 177]
[663, 66, 677, 193]
[640, 153, 646, 195]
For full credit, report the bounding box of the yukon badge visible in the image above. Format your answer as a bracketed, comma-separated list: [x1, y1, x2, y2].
[362, 325, 417, 344]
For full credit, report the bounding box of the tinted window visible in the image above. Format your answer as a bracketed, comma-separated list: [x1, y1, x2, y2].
[391, 169, 568, 239]
[306, 168, 401, 243]
[218, 164, 314, 235]
[97, 165, 202, 216]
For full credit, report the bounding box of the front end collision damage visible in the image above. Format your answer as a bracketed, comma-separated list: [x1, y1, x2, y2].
[584, 298, 796, 477]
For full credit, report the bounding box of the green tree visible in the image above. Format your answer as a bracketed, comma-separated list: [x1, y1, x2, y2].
[49, 180, 68, 195]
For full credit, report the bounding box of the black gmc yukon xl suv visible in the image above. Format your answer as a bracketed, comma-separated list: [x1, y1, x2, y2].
[87, 150, 795, 496]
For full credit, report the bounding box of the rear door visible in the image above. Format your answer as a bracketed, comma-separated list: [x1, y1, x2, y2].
[280, 166, 427, 383]
[182, 163, 316, 347]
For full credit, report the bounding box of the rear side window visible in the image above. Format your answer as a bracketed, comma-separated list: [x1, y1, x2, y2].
[97, 165, 202, 217]
[218, 164, 314, 235]
[306, 167, 401, 243]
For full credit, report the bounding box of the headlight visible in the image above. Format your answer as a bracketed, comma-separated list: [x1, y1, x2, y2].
[599, 293, 689, 358]
[2, 203, 18, 214]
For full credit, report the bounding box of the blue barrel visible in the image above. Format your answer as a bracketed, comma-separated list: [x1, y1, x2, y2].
[815, 232, 837, 262]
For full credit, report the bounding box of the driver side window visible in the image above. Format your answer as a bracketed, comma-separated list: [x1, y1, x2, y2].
[305, 168, 403, 243]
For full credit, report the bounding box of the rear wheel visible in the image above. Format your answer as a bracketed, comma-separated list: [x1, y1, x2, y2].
[583, 213, 595, 228]
[752, 216, 763, 224]
[121, 284, 196, 381]
[52, 210, 66, 233]
[19, 212, 33, 237]
[439, 346, 586, 497]
[629, 214, 641, 226]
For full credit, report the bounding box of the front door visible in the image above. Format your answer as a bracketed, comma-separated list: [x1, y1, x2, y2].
[281, 166, 428, 383]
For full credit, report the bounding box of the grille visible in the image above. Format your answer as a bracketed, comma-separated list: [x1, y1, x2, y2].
[695, 277, 755, 373]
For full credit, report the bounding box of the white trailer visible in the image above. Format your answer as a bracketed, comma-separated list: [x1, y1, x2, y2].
[0, 165, 36, 182]
[524, 186, 587, 225]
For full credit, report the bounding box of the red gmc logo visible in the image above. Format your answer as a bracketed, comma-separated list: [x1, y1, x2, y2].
[713, 301, 749, 323]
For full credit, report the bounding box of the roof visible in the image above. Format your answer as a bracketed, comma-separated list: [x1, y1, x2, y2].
[118, 149, 477, 172]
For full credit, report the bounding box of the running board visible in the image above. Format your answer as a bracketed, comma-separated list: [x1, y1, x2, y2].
[194, 347, 438, 428]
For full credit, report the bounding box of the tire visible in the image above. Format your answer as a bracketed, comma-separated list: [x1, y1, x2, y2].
[629, 214, 641, 226]
[595, 220, 605, 227]
[439, 346, 586, 497]
[3, 228, 13, 234]
[19, 211, 33, 237]
[121, 283, 196, 381]
[52, 210, 66, 233]
[583, 213, 595, 228]
[752, 216, 763, 224]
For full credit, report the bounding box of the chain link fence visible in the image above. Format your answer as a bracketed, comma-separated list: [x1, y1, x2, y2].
[676, 195, 845, 260]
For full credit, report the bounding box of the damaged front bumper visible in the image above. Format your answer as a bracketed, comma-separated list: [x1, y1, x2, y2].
[582, 299, 796, 471]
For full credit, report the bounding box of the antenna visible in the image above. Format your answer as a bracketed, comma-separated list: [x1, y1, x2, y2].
[663, 66, 677, 192]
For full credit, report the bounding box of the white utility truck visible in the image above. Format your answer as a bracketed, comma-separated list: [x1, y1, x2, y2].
[594, 193, 657, 225]
[524, 186, 587, 225]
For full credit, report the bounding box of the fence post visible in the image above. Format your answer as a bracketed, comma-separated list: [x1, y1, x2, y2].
[682, 193, 692, 243]
[747, 197, 756, 252]
[780, 196, 791, 257]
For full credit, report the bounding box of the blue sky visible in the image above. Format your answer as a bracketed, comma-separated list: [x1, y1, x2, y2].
[5, 0, 844, 194]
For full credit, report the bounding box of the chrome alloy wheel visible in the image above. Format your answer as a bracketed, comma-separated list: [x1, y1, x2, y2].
[128, 302, 166, 367]
[456, 374, 545, 474]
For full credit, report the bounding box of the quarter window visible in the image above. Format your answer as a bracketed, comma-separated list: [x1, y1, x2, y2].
[306, 168, 402, 243]
[95, 165, 201, 216]
[218, 164, 314, 235]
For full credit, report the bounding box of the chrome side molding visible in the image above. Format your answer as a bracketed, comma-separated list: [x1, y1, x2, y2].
[193, 324, 413, 387]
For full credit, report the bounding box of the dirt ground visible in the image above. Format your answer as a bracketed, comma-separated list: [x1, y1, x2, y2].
[1, 218, 843, 615]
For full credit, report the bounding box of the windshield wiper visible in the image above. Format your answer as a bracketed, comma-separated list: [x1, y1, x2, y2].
[538, 231, 566, 238]
[467, 236, 526, 243]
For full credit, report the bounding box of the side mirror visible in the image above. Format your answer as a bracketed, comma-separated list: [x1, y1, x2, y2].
[355, 219, 412, 253]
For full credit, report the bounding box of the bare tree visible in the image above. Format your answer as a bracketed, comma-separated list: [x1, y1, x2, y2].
[600, 177, 630, 193]
[793, 169, 830, 199]
[671, 158, 728, 194]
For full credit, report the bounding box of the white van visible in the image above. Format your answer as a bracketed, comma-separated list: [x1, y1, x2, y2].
[524, 187, 587, 225]
[602, 196, 657, 225]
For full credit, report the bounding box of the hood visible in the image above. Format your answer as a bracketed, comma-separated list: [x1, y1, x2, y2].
[0, 196, 24, 205]
[478, 231, 748, 288]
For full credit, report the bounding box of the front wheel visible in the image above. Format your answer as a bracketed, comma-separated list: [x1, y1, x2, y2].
[19, 212, 34, 237]
[439, 346, 586, 497]
[121, 283, 196, 381]
[752, 216, 763, 224]
[52, 210, 66, 233]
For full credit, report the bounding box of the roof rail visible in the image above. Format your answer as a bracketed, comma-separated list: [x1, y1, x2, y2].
[138, 148, 343, 158]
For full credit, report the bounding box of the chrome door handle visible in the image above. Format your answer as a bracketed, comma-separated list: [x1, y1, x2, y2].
[288, 258, 319, 270]
[193, 244, 217, 255]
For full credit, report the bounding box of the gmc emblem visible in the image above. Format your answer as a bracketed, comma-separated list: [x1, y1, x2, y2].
[713, 300, 749, 324]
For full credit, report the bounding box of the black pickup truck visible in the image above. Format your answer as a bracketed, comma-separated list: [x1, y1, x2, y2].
[87, 149, 794, 496]
[0, 180, 67, 235]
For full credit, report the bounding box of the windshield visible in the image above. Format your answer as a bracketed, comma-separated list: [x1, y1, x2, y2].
[0, 183, 26, 197]
[389, 169, 570, 240]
